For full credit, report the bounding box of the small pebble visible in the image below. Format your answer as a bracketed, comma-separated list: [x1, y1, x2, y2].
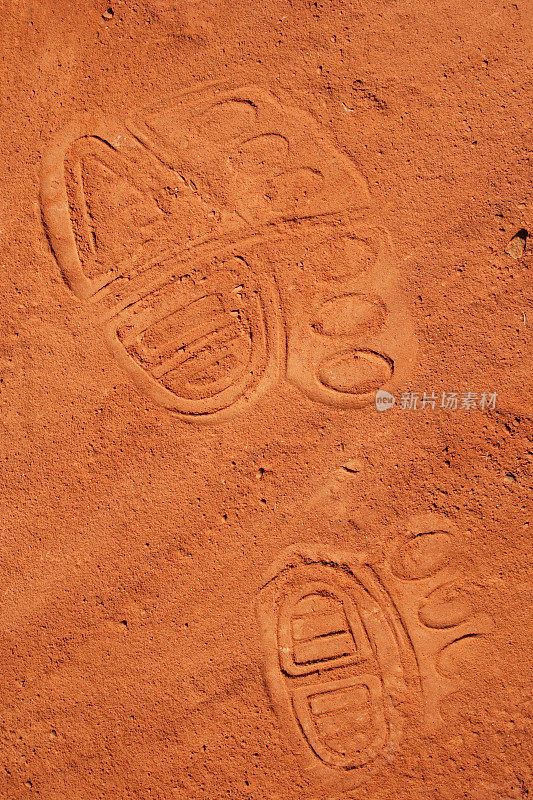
[505, 229, 527, 259]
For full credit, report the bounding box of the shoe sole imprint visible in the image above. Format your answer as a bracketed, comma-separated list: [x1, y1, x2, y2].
[255, 517, 493, 795]
[40, 82, 417, 422]
[100, 240, 285, 422]
[257, 560, 406, 792]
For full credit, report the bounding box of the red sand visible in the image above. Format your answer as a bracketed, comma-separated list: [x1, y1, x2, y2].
[0, 1, 531, 798]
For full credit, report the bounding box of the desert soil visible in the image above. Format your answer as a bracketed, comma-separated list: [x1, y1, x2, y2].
[0, 0, 531, 798]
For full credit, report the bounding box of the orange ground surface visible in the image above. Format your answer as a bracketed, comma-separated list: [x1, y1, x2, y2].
[0, 1, 531, 798]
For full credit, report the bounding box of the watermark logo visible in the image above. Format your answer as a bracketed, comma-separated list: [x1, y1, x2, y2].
[375, 391, 497, 412]
[375, 389, 396, 412]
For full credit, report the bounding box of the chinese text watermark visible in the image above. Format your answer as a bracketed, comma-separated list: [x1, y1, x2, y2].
[375, 390, 497, 412]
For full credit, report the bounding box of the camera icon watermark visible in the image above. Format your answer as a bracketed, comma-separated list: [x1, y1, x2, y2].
[375, 389, 396, 412]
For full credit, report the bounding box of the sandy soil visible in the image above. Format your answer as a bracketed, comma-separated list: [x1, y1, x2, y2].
[0, 1, 531, 798]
